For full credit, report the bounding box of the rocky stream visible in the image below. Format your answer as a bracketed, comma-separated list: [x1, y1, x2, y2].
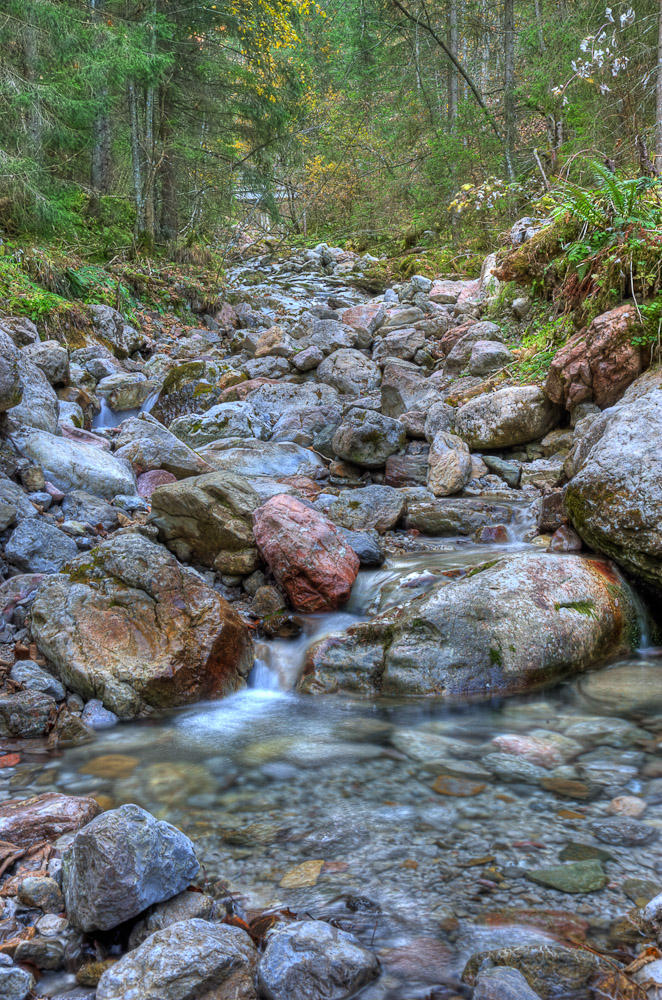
[1, 235, 662, 1000]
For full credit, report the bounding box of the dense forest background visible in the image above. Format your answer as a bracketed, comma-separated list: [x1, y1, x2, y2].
[0, 0, 661, 256]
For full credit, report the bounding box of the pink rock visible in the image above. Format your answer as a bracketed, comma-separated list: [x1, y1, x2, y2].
[59, 424, 110, 451]
[608, 795, 646, 818]
[430, 278, 478, 305]
[546, 304, 645, 410]
[44, 481, 65, 502]
[491, 734, 564, 769]
[252, 495, 359, 612]
[341, 301, 385, 335]
[549, 525, 582, 553]
[137, 469, 177, 499]
[219, 378, 280, 403]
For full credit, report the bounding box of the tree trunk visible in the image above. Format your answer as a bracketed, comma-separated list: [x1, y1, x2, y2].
[159, 85, 178, 239]
[128, 79, 145, 239]
[23, 24, 41, 160]
[449, 0, 458, 125]
[534, 0, 546, 54]
[656, 0, 662, 169]
[503, 0, 516, 179]
[90, 0, 111, 193]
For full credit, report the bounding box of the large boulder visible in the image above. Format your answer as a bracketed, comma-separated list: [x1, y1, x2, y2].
[151, 360, 236, 424]
[245, 382, 339, 432]
[546, 304, 645, 410]
[565, 368, 662, 592]
[198, 439, 326, 478]
[23, 340, 70, 386]
[113, 413, 212, 479]
[30, 533, 254, 717]
[5, 519, 78, 573]
[300, 553, 639, 697]
[88, 304, 145, 358]
[97, 920, 257, 1000]
[150, 471, 261, 574]
[317, 348, 381, 395]
[332, 408, 406, 468]
[427, 431, 472, 496]
[0, 330, 23, 413]
[381, 361, 445, 417]
[271, 403, 342, 455]
[253, 495, 359, 612]
[169, 401, 269, 449]
[2, 357, 59, 434]
[321, 485, 405, 533]
[13, 428, 136, 500]
[63, 804, 199, 932]
[257, 920, 379, 1000]
[455, 386, 560, 449]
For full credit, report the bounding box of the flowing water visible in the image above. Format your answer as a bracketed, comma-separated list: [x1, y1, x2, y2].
[8, 521, 662, 998]
[34, 261, 662, 996]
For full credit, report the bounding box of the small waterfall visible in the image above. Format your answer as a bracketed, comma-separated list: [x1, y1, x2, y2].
[93, 399, 130, 429]
[140, 387, 161, 415]
[507, 497, 541, 544]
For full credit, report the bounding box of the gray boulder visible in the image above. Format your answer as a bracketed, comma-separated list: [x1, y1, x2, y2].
[427, 431, 472, 496]
[257, 920, 379, 1000]
[444, 322, 505, 375]
[565, 369, 662, 593]
[6, 519, 78, 573]
[97, 920, 256, 1000]
[128, 890, 216, 949]
[469, 340, 514, 376]
[198, 439, 326, 478]
[63, 804, 200, 932]
[301, 553, 639, 697]
[2, 357, 59, 434]
[23, 340, 70, 386]
[61, 490, 119, 530]
[381, 361, 446, 417]
[317, 348, 381, 396]
[271, 403, 342, 455]
[473, 966, 544, 1000]
[0, 478, 37, 521]
[0, 961, 35, 1000]
[169, 401, 269, 449]
[372, 327, 425, 363]
[322, 485, 405, 533]
[246, 382, 339, 432]
[0, 330, 23, 413]
[332, 409, 406, 468]
[455, 386, 560, 448]
[12, 429, 136, 500]
[10, 660, 66, 701]
[114, 413, 212, 479]
[150, 470, 261, 575]
[0, 316, 40, 347]
[88, 304, 145, 358]
[0, 690, 56, 738]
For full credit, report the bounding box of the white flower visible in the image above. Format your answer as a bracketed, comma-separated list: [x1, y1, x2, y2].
[620, 7, 635, 27]
[605, 7, 614, 22]
[599, 82, 611, 93]
[580, 37, 591, 52]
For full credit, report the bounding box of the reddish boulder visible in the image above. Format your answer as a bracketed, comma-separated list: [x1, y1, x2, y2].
[0, 792, 100, 848]
[252, 495, 359, 612]
[219, 378, 279, 403]
[546, 304, 646, 410]
[341, 301, 385, 336]
[137, 469, 177, 499]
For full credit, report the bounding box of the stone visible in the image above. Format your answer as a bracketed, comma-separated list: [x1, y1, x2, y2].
[338, 527, 385, 566]
[257, 920, 379, 1000]
[564, 369, 662, 593]
[279, 860, 325, 888]
[0, 792, 100, 848]
[0, 964, 35, 1000]
[381, 361, 445, 417]
[0, 690, 57, 738]
[546, 304, 645, 410]
[199, 439, 326, 479]
[317, 348, 381, 395]
[424, 401, 456, 441]
[455, 387, 560, 449]
[482, 455, 521, 488]
[128, 890, 216, 949]
[341, 301, 386, 335]
[405, 497, 514, 536]
[384, 453, 428, 487]
[427, 431, 472, 496]
[245, 381, 339, 432]
[443, 322, 504, 372]
[590, 816, 658, 846]
[301, 553, 639, 697]
[13, 428, 136, 500]
[520, 457, 564, 490]
[292, 345, 324, 371]
[18, 875, 64, 912]
[253, 495, 359, 613]
[114, 413, 213, 478]
[549, 525, 582, 552]
[137, 469, 177, 498]
[63, 804, 200, 932]
[322, 485, 405, 533]
[61, 490, 119, 530]
[271, 404, 342, 455]
[608, 795, 646, 817]
[96, 920, 257, 1000]
[10, 660, 65, 701]
[463, 944, 602, 1000]
[525, 861, 607, 894]
[512, 297, 532, 321]
[254, 324, 296, 359]
[2, 356, 59, 434]
[332, 408, 406, 468]
[30, 533, 253, 718]
[23, 340, 70, 386]
[474, 967, 542, 1000]
[169, 401, 269, 449]
[150, 470, 261, 575]
[429, 278, 477, 304]
[81, 699, 119, 730]
[5, 519, 78, 573]
[468, 340, 514, 376]
[0, 331, 23, 414]
[0, 315, 40, 347]
[88, 304, 145, 358]
[372, 327, 425, 363]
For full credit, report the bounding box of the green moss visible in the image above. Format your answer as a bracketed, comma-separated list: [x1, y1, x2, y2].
[554, 599, 597, 618]
[489, 647, 503, 666]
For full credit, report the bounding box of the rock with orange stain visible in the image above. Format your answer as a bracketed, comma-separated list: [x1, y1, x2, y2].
[0, 792, 100, 848]
[253, 495, 359, 613]
[29, 533, 253, 718]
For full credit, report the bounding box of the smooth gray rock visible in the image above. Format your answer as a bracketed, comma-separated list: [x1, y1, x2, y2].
[6, 519, 78, 573]
[474, 966, 543, 1000]
[63, 804, 200, 932]
[0, 478, 37, 521]
[246, 381, 339, 432]
[270, 404, 342, 455]
[322, 485, 405, 533]
[318, 348, 381, 396]
[427, 431, 472, 496]
[338, 527, 385, 566]
[198, 438, 326, 479]
[257, 920, 379, 1000]
[114, 412, 213, 478]
[10, 661, 65, 701]
[23, 340, 70, 386]
[332, 409, 406, 468]
[12, 428, 136, 500]
[81, 699, 119, 730]
[0, 330, 23, 413]
[469, 340, 514, 376]
[61, 490, 119, 530]
[169, 401, 269, 449]
[128, 890, 216, 949]
[424, 401, 456, 442]
[2, 356, 59, 434]
[96, 919, 256, 1000]
[455, 386, 560, 449]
